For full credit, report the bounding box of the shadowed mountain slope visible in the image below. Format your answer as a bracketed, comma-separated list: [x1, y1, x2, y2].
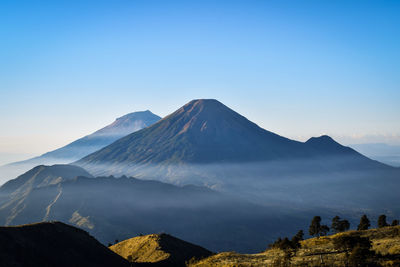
[111, 233, 213, 266]
[0, 165, 92, 225]
[0, 221, 129, 267]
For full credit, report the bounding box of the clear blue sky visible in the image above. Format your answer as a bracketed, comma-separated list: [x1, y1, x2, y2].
[1, 0, 400, 161]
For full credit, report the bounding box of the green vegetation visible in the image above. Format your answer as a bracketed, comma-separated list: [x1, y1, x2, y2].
[378, 215, 389, 228]
[331, 216, 350, 233]
[358, 214, 371, 230]
[309, 216, 330, 237]
[333, 233, 373, 266]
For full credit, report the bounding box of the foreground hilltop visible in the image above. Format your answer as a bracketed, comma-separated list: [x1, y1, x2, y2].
[0, 221, 129, 267]
[190, 225, 400, 267]
[110, 233, 212, 266]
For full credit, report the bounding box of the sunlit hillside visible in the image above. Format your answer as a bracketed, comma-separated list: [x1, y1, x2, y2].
[189, 226, 400, 267]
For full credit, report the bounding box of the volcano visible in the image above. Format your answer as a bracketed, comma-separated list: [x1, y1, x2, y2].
[76, 99, 388, 176]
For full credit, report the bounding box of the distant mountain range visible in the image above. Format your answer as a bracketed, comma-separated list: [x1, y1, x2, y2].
[0, 110, 160, 185]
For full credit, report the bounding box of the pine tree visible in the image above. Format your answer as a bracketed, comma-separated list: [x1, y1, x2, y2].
[309, 216, 322, 237]
[291, 230, 304, 249]
[332, 216, 341, 233]
[320, 225, 330, 236]
[341, 219, 350, 232]
[333, 233, 373, 267]
[293, 230, 304, 242]
[332, 216, 350, 233]
[357, 215, 370, 230]
[378, 215, 388, 228]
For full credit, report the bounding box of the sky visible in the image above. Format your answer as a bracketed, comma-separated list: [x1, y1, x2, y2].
[1, 0, 400, 164]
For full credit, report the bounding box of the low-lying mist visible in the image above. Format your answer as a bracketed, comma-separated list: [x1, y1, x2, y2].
[74, 155, 400, 216]
[0, 159, 398, 253]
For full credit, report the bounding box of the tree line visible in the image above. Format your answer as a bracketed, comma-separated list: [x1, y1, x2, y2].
[268, 214, 399, 266]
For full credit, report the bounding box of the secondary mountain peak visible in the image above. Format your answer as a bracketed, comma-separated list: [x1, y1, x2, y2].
[306, 135, 337, 146]
[305, 135, 356, 155]
[306, 134, 334, 142]
[93, 110, 160, 137]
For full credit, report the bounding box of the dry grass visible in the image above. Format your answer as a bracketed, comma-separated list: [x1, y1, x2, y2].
[110, 234, 171, 263]
[110, 233, 212, 267]
[190, 226, 400, 267]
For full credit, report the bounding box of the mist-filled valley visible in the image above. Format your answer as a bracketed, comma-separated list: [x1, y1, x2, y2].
[0, 165, 309, 253]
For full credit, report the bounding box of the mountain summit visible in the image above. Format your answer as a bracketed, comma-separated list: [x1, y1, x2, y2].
[90, 110, 160, 137]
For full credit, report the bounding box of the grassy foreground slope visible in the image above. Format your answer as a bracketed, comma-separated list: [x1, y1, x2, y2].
[110, 233, 212, 267]
[189, 226, 400, 267]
